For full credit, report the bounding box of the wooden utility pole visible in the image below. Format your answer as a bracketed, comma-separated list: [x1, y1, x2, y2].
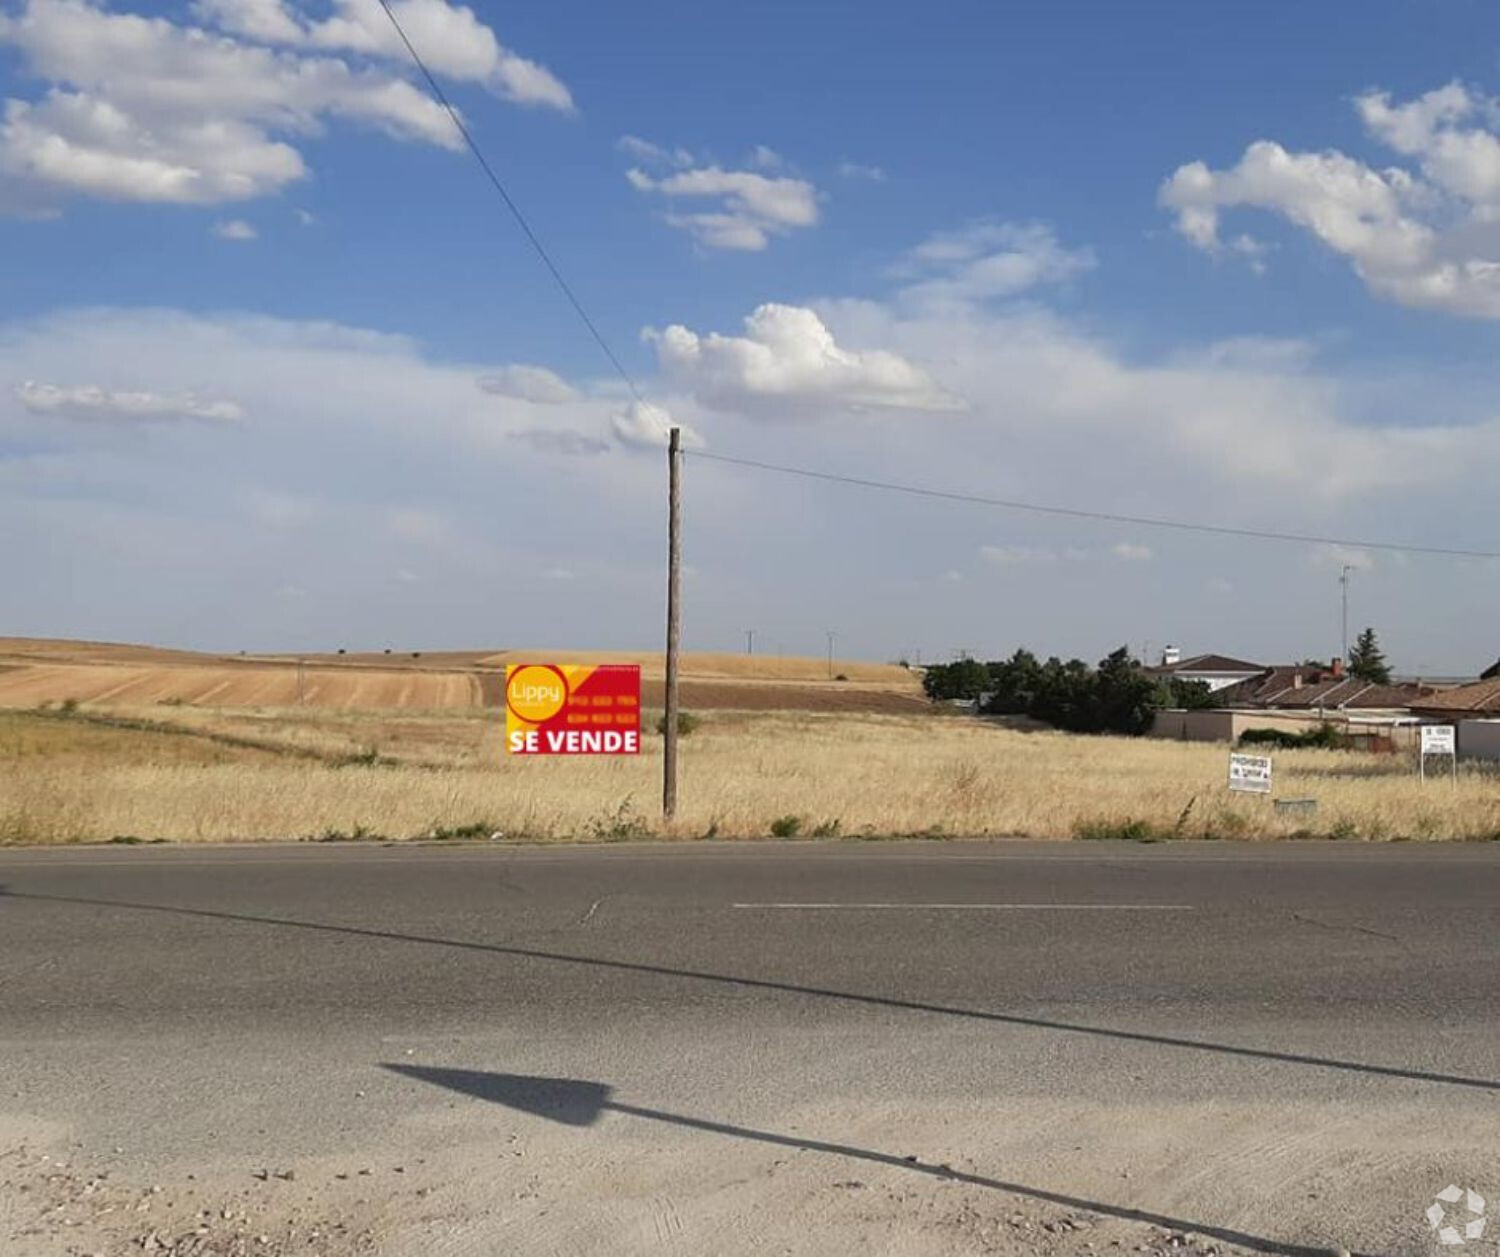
[663, 427, 683, 820]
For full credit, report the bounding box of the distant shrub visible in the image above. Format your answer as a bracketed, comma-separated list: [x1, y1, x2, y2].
[769, 814, 803, 838]
[1074, 817, 1159, 842]
[655, 711, 700, 736]
[428, 821, 494, 840]
[1239, 723, 1339, 750]
[586, 797, 651, 842]
[59, 697, 78, 715]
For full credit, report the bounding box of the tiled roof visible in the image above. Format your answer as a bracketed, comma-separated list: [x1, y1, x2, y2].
[1170, 653, 1266, 673]
[1411, 678, 1500, 715]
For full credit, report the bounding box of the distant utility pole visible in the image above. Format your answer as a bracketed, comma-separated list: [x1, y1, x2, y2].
[1340, 565, 1353, 663]
[745, 629, 755, 656]
[664, 428, 683, 820]
[826, 630, 837, 679]
[297, 657, 305, 706]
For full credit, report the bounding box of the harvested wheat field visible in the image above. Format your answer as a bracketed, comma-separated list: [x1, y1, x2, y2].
[4, 704, 1498, 845]
[0, 637, 923, 714]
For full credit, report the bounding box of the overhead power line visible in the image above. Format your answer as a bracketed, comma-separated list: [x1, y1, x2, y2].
[371, 0, 645, 404]
[687, 450, 1500, 561]
[372, 5, 1492, 566]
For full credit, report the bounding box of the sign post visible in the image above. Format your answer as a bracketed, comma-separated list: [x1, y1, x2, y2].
[1419, 724, 1457, 784]
[1228, 752, 1273, 796]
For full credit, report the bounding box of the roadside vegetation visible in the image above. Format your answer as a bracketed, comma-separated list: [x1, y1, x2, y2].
[2, 703, 1498, 846]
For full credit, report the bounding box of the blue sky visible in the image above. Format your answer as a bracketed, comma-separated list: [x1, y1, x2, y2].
[4, 0, 1500, 670]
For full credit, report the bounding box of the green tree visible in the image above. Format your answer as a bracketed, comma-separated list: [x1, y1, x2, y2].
[1161, 677, 1216, 710]
[984, 648, 1044, 715]
[1347, 627, 1392, 685]
[1094, 646, 1161, 735]
[922, 658, 990, 702]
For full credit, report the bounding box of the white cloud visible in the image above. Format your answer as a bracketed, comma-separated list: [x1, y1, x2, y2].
[895, 222, 1096, 311]
[615, 134, 691, 169]
[212, 218, 257, 241]
[16, 379, 242, 422]
[626, 162, 819, 252]
[543, 566, 575, 581]
[0, 0, 567, 213]
[1111, 542, 1154, 561]
[837, 160, 885, 182]
[1161, 82, 1500, 318]
[610, 400, 702, 450]
[477, 364, 578, 404]
[649, 303, 963, 416]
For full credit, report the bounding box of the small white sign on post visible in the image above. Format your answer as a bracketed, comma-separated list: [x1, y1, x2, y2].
[1419, 724, 1457, 783]
[1228, 752, 1273, 795]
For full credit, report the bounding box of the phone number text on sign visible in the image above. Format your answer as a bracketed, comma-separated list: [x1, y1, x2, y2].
[505, 663, 641, 755]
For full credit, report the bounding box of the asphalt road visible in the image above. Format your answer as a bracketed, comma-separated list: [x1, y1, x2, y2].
[2, 840, 1498, 1256]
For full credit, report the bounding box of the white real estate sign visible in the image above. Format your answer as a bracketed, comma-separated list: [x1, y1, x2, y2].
[1421, 725, 1456, 756]
[1228, 752, 1273, 795]
[1419, 724, 1456, 782]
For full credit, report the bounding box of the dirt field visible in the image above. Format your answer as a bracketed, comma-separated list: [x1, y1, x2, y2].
[0, 638, 922, 715]
[4, 704, 1497, 845]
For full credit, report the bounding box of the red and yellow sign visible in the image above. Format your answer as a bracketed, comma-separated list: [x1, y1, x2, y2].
[505, 663, 641, 755]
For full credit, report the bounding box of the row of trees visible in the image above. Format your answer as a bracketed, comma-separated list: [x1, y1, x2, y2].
[921, 648, 1212, 735]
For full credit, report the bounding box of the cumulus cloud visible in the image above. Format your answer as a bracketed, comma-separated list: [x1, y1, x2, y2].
[1111, 542, 1154, 561]
[610, 400, 702, 450]
[16, 379, 242, 422]
[212, 218, 258, 241]
[837, 161, 885, 182]
[894, 221, 1096, 310]
[1161, 81, 1500, 318]
[477, 364, 578, 404]
[649, 303, 963, 416]
[0, 0, 568, 213]
[625, 153, 819, 251]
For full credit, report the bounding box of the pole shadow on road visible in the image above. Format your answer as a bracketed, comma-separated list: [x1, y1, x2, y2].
[3, 885, 1495, 1096]
[382, 1063, 1358, 1257]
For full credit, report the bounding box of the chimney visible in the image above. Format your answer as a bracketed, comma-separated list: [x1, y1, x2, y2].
[1330, 657, 1345, 679]
[1292, 673, 1304, 689]
[1162, 645, 1181, 667]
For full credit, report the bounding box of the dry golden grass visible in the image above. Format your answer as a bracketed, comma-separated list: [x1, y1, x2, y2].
[3, 706, 1497, 845]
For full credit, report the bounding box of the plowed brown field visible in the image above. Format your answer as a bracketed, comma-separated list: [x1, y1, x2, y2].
[0, 639, 924, 713]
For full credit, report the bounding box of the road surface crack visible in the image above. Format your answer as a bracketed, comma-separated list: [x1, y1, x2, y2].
[1290, 912, 1400, 943]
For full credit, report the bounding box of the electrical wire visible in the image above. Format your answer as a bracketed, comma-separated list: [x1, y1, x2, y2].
[371, 0, 646, 404]
[687, 449, 1500, 560]
[371, 3, 1493, 565]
